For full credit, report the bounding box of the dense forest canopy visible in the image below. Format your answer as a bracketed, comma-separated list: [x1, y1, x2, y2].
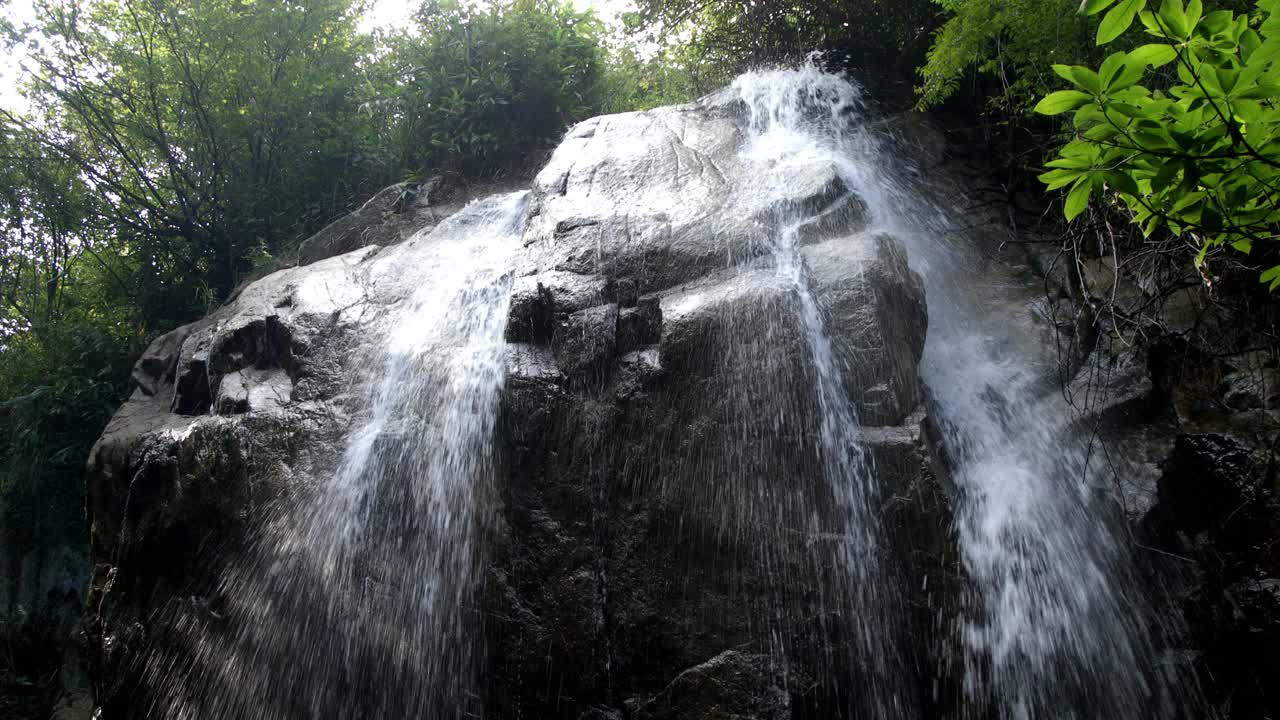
[2, 0, 1279, 713]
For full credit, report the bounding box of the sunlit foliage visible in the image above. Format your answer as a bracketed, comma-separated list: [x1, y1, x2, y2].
[1035, 0, 1280, 286]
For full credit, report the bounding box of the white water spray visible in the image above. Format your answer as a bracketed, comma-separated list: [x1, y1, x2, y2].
[148, 192, 527, 719]
[728, 60, 1190, 719]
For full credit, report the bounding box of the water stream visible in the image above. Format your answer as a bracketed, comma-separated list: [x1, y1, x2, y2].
[148, 192, 527, 718]
[727, 62, 1187, 718]
[730, 69, 909, 717]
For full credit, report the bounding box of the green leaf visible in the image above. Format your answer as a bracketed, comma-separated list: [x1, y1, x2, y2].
[1261, 264, 1280, 291]
[1099, 52, 1127, 87]
[1085, 123, 1123, 141]
[1034, 90, 1095, 114]
[1198, 10, 1233, 35]
[1152, 160, 1182, 190]
[1158, 0, 1190, 39]
[1139, 10, 1163, 35]
[1098, 0, 1144, 45]
[1040, 168, 1085, 190]
[1080, 0, 1119, 15]
[1065, 178, 1094, 220]
[1052, 64, 1077, 83]
[1070, 65, 1104, 94]
[1244, 35, 1278, 66]
[1129, 43, 1178, 67]
[1237, 82, 1280, 99]
[1047, 156, 1095, 170]
[1106, 170, 1141, 195]
[1185, 0, 1203, 30]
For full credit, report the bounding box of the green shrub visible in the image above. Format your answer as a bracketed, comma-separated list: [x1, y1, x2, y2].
[1035, 0, 1280, 286]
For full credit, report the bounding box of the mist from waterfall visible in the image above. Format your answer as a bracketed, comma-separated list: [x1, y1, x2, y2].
[144, 192, 527, 719]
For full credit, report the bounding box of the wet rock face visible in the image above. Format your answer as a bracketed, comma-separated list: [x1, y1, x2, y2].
[84, 101, 955, 719]
[83, 247, 381, 714]
[488, 99, 951, 719]
[1139, 432, 1280, 718]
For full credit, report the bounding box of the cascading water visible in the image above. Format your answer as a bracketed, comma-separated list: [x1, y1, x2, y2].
[146, 192, 527, 718]
[728, 70, 911, 717]
[725, 61, 1195, 718]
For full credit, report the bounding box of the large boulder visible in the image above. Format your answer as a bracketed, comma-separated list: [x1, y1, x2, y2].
[295, 179, 441, 266]
[488, 98, 953, 719]
[82, 98, 958, 719]
[83, 245, 382, 714]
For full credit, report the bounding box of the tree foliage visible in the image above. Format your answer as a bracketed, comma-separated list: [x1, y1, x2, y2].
[7, 0, 377, 322]
[377, 0, 610, 177]
[1035, 0, 1280, 286]
[916, 0, 1101, 111]
[629, 0, 940, 93]
[0, 4, 641, 713]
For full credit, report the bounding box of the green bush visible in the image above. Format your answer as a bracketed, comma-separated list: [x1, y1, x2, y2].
[378, 0, 610, 178]
[1035, 0, 1280, 286]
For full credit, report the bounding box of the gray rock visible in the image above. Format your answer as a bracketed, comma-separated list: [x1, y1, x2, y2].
[628, 651, 790, 720]
[488, 98, 945, 719]
[296, 179, 441, 266]
[552, 303, 619, 380]
[617, 297, 662, 355]
[85, 94, 955, 720]
[803, 232, 928, 425]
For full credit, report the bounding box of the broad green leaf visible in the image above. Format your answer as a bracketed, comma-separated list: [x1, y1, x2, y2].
[1185, 0, 1203, 31]
[1135, 129, 1174, 149]
[1098, 0, 1144, 45]
[1237, 82, 1280, 99]
[1080, 0, 1119, 16]
[1106, 170, 1141, 195]
[1085, 123, 1123, 141]
[1099, 52, 1127, 87]
[1245, 34, 1277, 66]
[1261, 265, 1280, 291]
[1139, 10, 1164, 36]
[1198, 10, 1233, 36]
[1128, 43, 1178, 67]
[1034, 90, 1095, 114]
[1173, 190, 1207, 212]
[1215, 67, 1239, 95]
[1158, 0, 1190, 40]
[1264, 9, 1280, 36]
[1152, 160, 1182, 191]
[1070, 65, 1104, 94]
[1065, 178, 1093, 220]
[1052, 64, 1077, 83]
[1047, 156, 1095, 170]
[1040, 168, 1085, 190]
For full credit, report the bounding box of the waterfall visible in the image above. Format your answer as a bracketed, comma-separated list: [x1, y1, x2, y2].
[145, 192, 527, 718]
[728, 68, 910, 717]
[106, 63, 1209, 720]
[726, 61, 1189, 718]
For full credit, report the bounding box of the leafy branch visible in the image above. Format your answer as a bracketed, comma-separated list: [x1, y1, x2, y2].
[1035, 0, 1280, 287]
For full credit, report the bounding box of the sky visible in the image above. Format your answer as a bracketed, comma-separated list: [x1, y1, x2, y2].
[0, 0, 637, 115]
